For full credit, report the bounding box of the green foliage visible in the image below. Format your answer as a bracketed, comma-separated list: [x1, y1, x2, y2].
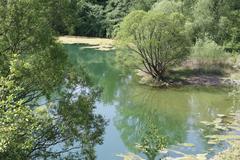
[0, 0, 240, 158]
[192, 0, 240, 51]
[152, 0, 183, 14]
[0, 0, 67, 95]
[36, 0, 240, 50]
[43, 0, 158, 38]
[191, 37, 229, 70]
[117, 11, 191, 81]
[193, 0, 214, 36]
[132, 0, 157, 11]
[0, 1, 106, 159]
[0, 73, 106, 160]
[181, 0, 198, 16]
[136, 124, 167, 160]
[43, 0, 79, 35]
[105, 0, 134, 37]
[117, 10, 147, 45]
[74, 2, 106, 37]
[102, 0, 157, 37]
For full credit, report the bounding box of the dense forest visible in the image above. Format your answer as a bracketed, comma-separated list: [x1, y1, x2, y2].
[0, 0, 240, 160]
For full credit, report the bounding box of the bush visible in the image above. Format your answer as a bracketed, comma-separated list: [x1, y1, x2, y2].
[190, 37, 229, 70]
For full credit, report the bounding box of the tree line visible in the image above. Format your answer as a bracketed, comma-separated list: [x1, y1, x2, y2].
[48, 0, 158, 37]
[50, 0, 239, 53]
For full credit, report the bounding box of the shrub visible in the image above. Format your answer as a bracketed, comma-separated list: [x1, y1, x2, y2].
[190, 37, 229, 71]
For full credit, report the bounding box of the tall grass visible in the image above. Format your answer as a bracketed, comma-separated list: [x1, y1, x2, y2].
[190, 37, 230, 73]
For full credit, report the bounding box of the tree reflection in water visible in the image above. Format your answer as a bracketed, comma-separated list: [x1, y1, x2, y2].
[115, 84, 232, 157]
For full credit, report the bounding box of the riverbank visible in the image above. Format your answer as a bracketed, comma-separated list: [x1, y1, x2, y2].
[57, 36, 114, 51]
[136, 69, 238, 87]
[136, 63, 240, 87]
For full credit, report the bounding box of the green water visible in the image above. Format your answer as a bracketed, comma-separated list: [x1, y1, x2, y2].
[65, 44, 233, 160]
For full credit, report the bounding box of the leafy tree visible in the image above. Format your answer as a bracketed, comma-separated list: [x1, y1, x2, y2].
[192, 0, 240, 52]
[105, 0, 158, 37]
[74, 1, 106, 37]
[43, 0, 79, 35]
[222, 0, 240, 52]
[0, 0, 66, 95]
[105, 0, 134, 37]
[192, 0, 216, 40]
[132, 0, 157, 11]
[117, 11, 191, 81]
[0, 1, 106, 159]
[152, 0, 183, 14]
[0, 72, 106, 160]
[180, 0, 198, 17]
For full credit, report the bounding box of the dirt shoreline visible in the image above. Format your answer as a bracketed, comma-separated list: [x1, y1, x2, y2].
[57, 36, 115, 51]
[136, 70, 238, 87]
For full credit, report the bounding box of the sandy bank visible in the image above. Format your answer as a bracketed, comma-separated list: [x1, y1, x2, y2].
[57, 36, 115, 51]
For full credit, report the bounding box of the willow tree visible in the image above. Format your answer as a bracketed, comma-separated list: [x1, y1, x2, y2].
[117, 11, 190, 81]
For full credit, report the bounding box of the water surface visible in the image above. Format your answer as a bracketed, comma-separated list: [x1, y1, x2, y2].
[65, 44, 233, 159]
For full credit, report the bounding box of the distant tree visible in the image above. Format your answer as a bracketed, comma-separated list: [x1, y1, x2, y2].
[192, 0, 216, 40]
[132, 0, 157, 11]
[74, 2, 106, 37]
[181, 0, 198, 16]
[105, 0, 157, 37]
[105, 0, 133, 37]
[44, 0, 79, 35]
[117, 11, 191, 81]
[192, 0, 240, 52]
[151, 0, 183, 14]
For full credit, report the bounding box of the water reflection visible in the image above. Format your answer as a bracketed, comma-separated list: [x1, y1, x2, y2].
[41, 56, 108, 159]
[49, 82, 106, 160]
[66, 44, 123, 105]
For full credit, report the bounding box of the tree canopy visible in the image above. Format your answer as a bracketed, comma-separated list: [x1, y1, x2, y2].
[117, 11, 191, 80]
